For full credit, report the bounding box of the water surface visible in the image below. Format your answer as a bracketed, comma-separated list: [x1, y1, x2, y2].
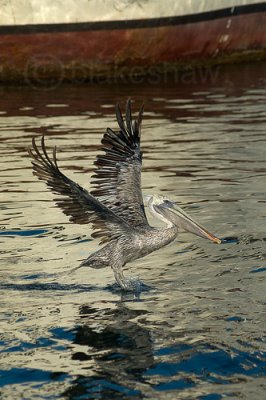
[0, 63, 265, 399]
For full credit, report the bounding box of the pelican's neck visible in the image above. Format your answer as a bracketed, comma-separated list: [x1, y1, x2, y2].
[148, 199, 174, 228]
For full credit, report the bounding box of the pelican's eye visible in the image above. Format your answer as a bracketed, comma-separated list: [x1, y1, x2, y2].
[163, 200, 172, 207]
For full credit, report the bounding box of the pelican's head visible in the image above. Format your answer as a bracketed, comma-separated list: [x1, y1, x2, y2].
[145, 194, 221, 244]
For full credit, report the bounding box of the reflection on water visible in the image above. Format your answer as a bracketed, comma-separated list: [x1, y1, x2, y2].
[0, 63, 266, 399]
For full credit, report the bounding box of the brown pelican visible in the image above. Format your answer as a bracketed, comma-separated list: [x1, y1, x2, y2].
[29, 100, 221, 290]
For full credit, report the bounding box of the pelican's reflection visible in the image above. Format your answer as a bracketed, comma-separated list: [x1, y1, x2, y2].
[64, 302, 153, 399]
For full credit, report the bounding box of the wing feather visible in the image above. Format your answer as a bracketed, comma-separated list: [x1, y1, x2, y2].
[29, 136, 132, 244]
[91, 99, 148, 227]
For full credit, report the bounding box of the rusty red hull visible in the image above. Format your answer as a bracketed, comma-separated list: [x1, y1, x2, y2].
[1, 10, 266, 83]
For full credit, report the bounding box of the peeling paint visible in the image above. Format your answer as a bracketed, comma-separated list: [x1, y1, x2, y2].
[226, 19, 232, 28]
[219, 34, 230, 43]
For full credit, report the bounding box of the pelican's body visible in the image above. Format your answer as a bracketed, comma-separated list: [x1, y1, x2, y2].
[82, 223, 177, 288]
[29, 100, 220, 290]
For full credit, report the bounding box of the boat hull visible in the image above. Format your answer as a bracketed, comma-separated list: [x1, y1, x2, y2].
[0, 2, 266, 83]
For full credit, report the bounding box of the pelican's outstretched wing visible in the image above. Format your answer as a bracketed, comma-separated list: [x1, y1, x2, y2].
[91, 99, 148, 227]
[29, 137, 132, 244]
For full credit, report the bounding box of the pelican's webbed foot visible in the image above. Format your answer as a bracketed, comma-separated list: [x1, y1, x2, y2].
[113, 267, 142, 292]
[121, 277, 142, 292]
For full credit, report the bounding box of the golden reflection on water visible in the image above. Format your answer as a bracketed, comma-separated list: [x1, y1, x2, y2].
[0, 64, 266, 399]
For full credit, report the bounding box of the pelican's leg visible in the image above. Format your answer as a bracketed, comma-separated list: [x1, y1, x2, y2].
[113, 265, 129, 290]
[112, 264, 141, 292]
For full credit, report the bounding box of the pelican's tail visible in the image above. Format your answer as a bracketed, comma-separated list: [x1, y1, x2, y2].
[79, 253, 109, 269]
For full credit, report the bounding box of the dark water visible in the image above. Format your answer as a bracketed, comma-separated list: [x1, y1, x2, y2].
[0, 63, 265, 399]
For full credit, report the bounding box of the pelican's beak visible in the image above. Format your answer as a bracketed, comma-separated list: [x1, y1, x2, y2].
[171, 204, 221, 244]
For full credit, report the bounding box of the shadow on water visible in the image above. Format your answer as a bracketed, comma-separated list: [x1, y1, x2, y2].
[0, 281, 98, 293]
[63, 304, 152, 399]
[59, 303, 265, 400]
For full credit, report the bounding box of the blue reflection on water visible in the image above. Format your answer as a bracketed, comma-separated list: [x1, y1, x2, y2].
[146, 343, 266, 385]
[250, 267, 266, 274]
[0, 229, 48, 237]
[0, 368, 68, 387]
